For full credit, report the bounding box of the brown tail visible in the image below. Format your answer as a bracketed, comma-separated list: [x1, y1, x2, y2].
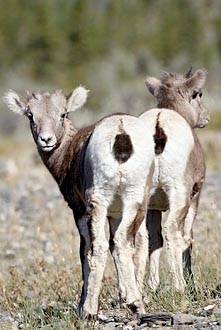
[154, 113, 167, 155]
[113, 132, 133, 164]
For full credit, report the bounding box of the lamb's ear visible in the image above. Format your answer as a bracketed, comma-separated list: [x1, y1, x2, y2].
[66, 86, 89, 112]
[185, 69, 207, 90]
[144, 77, 161, 96]
[3, 90, 27, 115]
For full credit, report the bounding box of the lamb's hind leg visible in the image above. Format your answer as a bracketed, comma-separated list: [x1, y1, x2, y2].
[113, 196, 147, 314]
[80, 195, 109, 317]
[109, 216, 149, 299]
[163, 190, 189, 292]
[109, 216, 127, 301]
[146, 209, 163, 291]
[133, 219, 149, 294]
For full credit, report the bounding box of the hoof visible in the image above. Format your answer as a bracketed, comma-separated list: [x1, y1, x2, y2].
[78, 304, 98, 320]
[127, 300, 145, 315]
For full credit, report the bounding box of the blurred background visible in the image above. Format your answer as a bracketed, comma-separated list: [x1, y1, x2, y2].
[0, 0, 220, 136]
[0, 3, 221, 324]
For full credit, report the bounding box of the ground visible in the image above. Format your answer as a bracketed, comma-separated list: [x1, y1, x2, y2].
[0, 130, 221, 329]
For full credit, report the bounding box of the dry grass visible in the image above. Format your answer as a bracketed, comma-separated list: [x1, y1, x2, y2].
[0, 129, 221, 328]
[0, 252, 221, 328]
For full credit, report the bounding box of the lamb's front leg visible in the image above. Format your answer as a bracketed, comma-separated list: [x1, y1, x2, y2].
[75, 216, 91, 315]
[164, 190, 189, 292]
[81, 196, 109, 317]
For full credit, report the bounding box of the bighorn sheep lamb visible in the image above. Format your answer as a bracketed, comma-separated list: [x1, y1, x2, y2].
[139, 68, 210, 292]
[4, 87, 155, 317]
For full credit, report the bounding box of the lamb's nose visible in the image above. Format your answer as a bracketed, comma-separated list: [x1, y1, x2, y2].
[39, 135, 52, 144]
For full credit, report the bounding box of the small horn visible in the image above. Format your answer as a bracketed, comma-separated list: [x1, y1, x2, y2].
[26, 91, 37, 100]
[186, 66, 193, 78]
[161, 71, 170, 79]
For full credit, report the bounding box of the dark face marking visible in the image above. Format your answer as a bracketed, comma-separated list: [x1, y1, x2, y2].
[113, 132, 133, 164]
[154, 113, 167, 155]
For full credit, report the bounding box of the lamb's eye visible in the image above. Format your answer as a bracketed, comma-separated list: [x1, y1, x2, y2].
[199, 92, 202, 98]
[26, 107, 33, 119]
[192, 91, 199, 99]
[61, 113, 68, 120]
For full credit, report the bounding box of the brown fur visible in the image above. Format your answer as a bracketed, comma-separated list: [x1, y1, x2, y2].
[113, 132, 133, 163]
[154, 70, 209, 129]
[177, 204, 191, 233]
[38, 120, 95, 221]
[127, 161, 154, 242]
[127, 202, 146, 243]
[185, 131, 205, 201]
[154, 113, 167, 155]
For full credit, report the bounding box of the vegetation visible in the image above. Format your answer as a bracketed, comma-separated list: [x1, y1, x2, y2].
[0, 2, 220, 328]
[1, 253, 221, 328]
[0, 0, 220, 87]
[0, 1, 220, 137]
[0, 133, 220, 328]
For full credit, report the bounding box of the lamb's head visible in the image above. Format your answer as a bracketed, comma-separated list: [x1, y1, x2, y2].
[4, 86, 89, 152]
[145, 68, 210, 128]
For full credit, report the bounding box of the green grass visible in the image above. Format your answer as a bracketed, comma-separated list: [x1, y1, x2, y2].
[0, 261, 85, 329]
[1, 252, 221, 329]
[143, 251, 221, 314]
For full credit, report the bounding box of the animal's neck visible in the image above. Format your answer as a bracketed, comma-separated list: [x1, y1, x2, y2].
[157, 100, 195, 128]
[38, 120, 77, 186]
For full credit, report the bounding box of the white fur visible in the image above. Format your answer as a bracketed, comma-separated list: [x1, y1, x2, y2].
[82, 115, 154, 315]
[3, 90, 25, 115]
[140, 108, 195, 292]
[67, 86, 89, 112]
[140, 69, 208, 293]
[141, 108, 194, 200]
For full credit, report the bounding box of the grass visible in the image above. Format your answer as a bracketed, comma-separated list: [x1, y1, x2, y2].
[0, 127, 220, 328]
[0, 261, 83, 329]
[0, 251, 221, 329]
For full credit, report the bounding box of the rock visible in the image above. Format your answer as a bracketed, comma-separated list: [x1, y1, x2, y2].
[98, 314, 115, 323]
[213, 305, 221, 318]
[173, 312, 207, 325]
[138, 311, 173, 326]
[203, 304, 215, 312]
[201, 304, 216, 317]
